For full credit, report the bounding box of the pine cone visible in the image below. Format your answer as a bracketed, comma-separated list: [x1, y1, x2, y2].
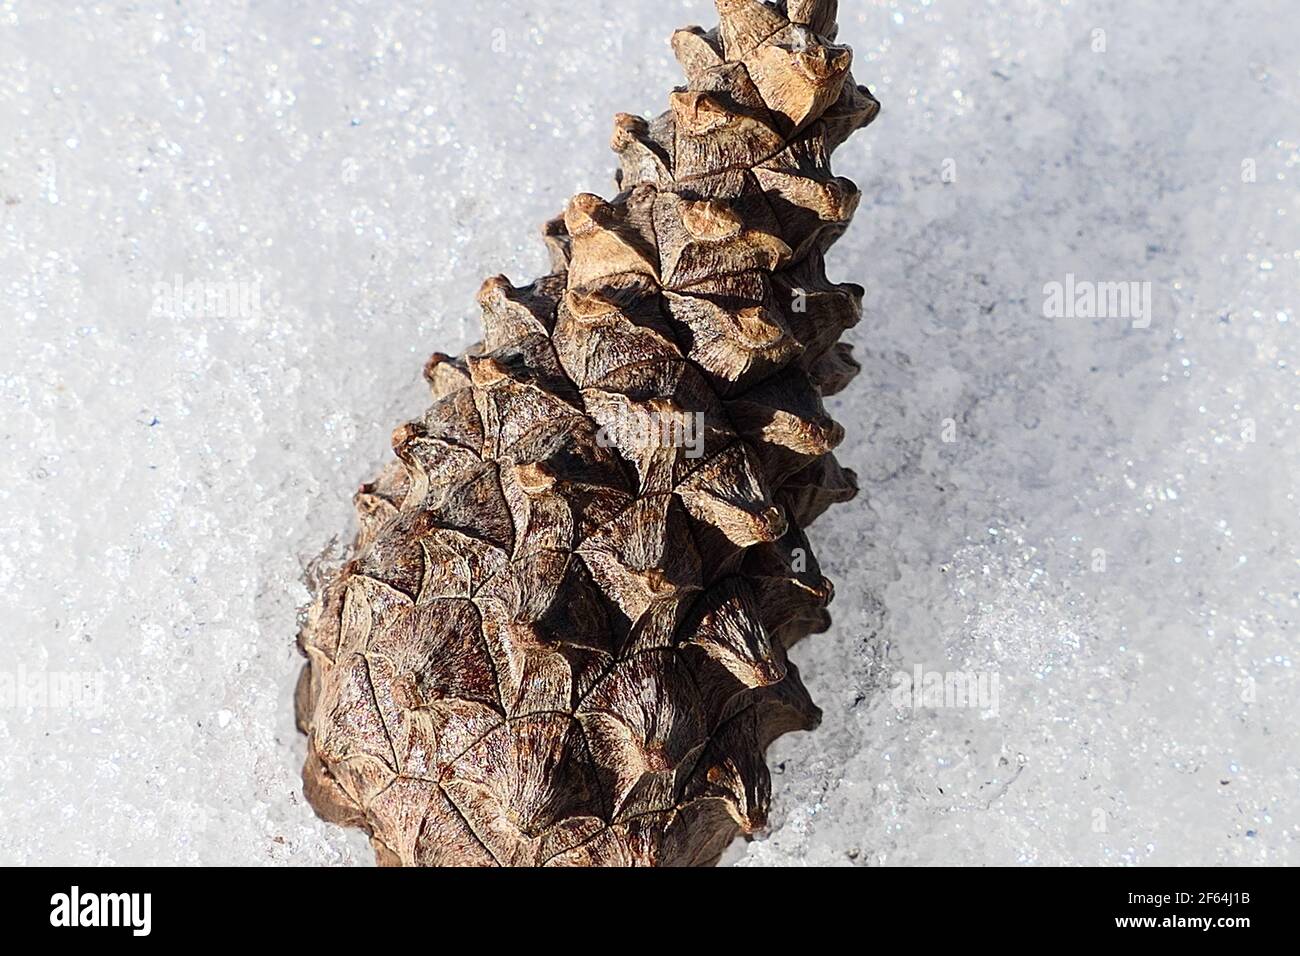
[295, 0, 878, 867]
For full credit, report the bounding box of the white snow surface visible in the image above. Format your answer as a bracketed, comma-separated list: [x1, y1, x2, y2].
[1, 0, 1296, 866]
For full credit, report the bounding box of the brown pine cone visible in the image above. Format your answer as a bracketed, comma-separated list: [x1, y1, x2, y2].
[295, 0, 878, 866]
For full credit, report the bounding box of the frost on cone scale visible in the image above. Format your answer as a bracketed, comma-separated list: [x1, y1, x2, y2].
[295, 0, 879, 866]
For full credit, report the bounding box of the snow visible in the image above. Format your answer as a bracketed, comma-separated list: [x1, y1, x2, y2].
[1, 0, 1296, 866]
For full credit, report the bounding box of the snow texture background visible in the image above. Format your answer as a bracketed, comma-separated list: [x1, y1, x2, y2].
[1, 0, 1296, 865]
